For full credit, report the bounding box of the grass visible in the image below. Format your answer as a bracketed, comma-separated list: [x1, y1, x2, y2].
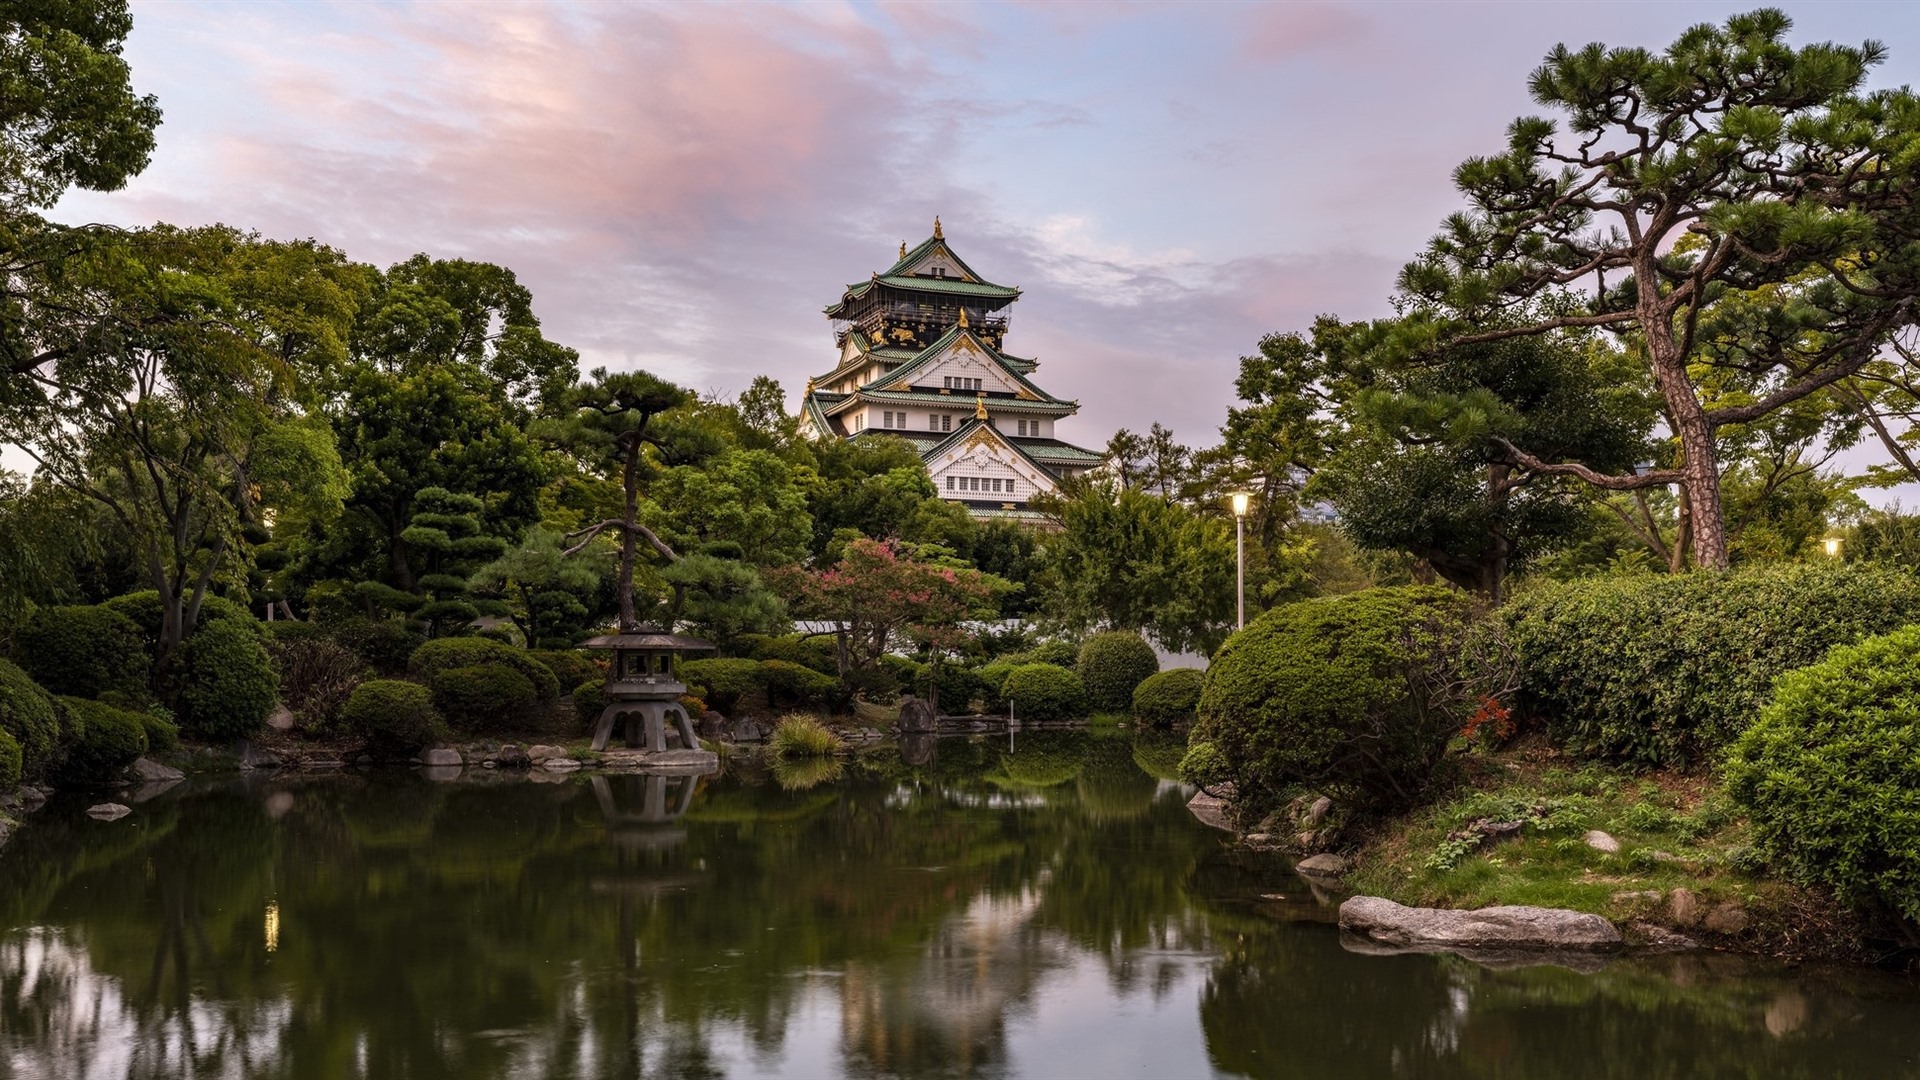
[1346, 746, 1791, 929]
[768, 714, 845, 759]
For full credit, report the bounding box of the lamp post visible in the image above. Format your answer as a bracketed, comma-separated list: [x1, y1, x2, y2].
[1230, 491, 1250, 630]
[1824, 535, 1843, 559]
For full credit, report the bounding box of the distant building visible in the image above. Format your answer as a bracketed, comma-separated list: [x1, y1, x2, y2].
[801, 218, 1103, 521]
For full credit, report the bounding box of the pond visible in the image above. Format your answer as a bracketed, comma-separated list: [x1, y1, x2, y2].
[2, 730, 1918, 1079]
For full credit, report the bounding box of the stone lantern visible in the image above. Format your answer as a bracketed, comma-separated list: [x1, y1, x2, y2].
[579, 628, 716, 753]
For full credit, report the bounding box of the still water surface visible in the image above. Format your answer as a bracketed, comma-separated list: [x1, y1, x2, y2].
[2, 730, 1918, 1079]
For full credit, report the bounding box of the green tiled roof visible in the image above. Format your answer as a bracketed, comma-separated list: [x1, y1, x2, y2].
[864, 324, 1065, 404]
[1014, 439, 1104, 463]
[882, 233, 1007, 289]
[827, 389, 1076, 417]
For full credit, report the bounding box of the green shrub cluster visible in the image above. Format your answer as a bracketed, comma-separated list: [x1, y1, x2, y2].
[573, 678, 607, 722]
[1001, 663, 1089, 723]
[54, 697, 149, 785]
[1726, 625, 1920, 924]
[1077, 631, 1158, 713]
[916, 663, 984, 713]
[0, 729, 19, 789]
[529, 649, 601, 690]
[429, 664, 539, 731]
[1007, 640, 1079, 668]
[177, 621, 280, 741]
[13, 605, 150, 699]
[1189, 586, 1475, 817]
[977, 661, 1017, 712]
[340, 679, 444, 752]
[743, 633, 838, 675]
[330, 618, 426, 675]
[1505, 562, 1920, 767]
[102, 590, 253, 649]
[1131, 668, 1205, 726]
[763, 659, 836, 708]
[408, 636, 559, 700]
[679, 658, 765, 714]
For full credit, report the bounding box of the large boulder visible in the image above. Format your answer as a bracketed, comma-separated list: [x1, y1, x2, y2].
[1339, 896, 1621, 952]
[896, 694, 937, 734]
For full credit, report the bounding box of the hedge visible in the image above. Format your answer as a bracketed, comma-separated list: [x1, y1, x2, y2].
[340, 679, 443, 752]
[1189, 586, 1475, 818]
[429, 664, 539, 731]
[177, 621, 280, 742]
[763, 659, 837, 709]
[12, 605, 150, 699]
[916, 663, 985, 713]
[1077, 631, 1159, 713]
[1012, 640, 1079, 669]
[1000, 663, 1089, 723]
[1131, 668, 1205, 726]
[408, 636, 559, 700]
[1505, 562, 1920, 767]
[745, 633, 839, 676]
[1726, 626, 1920, 924]
[1, 657, 70, 784]
[573, 678, 607, 723]
[530, 649, 602, 690]
[680, 658, 764, 715]
[54, 697, 149, 786]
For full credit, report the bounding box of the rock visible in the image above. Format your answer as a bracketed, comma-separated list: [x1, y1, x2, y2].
[542, 756, 583, 772]
[19, 787, 49, 812]
[1702, 902, 1749, 936]
[697, 710, 729, 740]
[302, 751, 344, 769]
[419, 765, 463, 783]
[86, 803, 132, 822]
[127, 757, 184, 782]
[267, 704, 296, 732]
[525, 744, 566, 763]
[1296, 853, 1351, 879]
[1628, 920, 1699, 952]
[1244, 832, 1273, 845]
[1306, 796, 1332, 827]
[415, 747, 463, 767]
[1295, 830, 1318, 848]
[731, 719, 767, 743]
[494, 745, 531, 769]
[1668, 887, 1702, 928]
[1584, 830, 1621, 854]
[896, 694, 937, 734]
[1186, 790, 1234, 833]
[1339, 896, 1623, 952]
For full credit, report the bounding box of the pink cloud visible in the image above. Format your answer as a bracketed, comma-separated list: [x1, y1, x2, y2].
[1238, 3, 1374, 63]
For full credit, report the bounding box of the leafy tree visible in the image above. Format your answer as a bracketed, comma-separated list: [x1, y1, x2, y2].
[657, 554, 787, 650]
[805, 436, 974, 557]
[1394, 9, 1920, 568]
[648, 448, 813, 567]
[0, 0, 160, 211]
[471, 526, 610, 647]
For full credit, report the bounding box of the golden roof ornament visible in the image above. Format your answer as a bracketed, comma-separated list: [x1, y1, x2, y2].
[974, 394, 988, 420]
[899, 240, 907, 259]
[957, 306, 970, 328]
[805, 376, 815, 394]
[933, 215, 943, 239]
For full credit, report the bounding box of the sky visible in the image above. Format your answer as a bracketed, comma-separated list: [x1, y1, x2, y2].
[39, 0, 1920, 465]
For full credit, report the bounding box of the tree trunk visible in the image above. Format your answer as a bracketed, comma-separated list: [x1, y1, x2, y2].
[617, 437, 640, 632]
[387, 512, 415, 592]
[1643, 294, 1728, 569]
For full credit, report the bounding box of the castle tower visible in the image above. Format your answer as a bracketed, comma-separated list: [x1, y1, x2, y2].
[800, 220, 1103, 519]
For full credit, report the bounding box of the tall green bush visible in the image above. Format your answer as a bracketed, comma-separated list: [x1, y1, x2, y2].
[408, 636, 559, 700]
[1001, 663, 1088, 723]
[530, 649, 601, 690]
[679, 658, 764, 715]
[54, 697, 148, 785]
[0, 659, 63, 781]
[101, 590, 254, 649]
[1505, 562, 1920, 767]
[1131, 668, 1205, 726]
[429, 664, 539, 731]
[13, 605, 149, 699]
[1077, 631, 1159, 713]
[1726, 626, 1920, 925]
[1189, 586, 1475, 817]
[339, 679, 443, 753]
[763, 660, 836, 709]
[177, 621, 280, 741]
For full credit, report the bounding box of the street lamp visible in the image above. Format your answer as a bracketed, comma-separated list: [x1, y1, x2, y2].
[1230, 491, 1250, 630]
[1824, 535, 1843, 559]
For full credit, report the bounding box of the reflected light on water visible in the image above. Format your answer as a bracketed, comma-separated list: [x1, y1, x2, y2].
[264, 900, 280, 954]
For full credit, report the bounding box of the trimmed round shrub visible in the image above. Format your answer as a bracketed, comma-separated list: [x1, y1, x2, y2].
[573, 678, 607, 723]
[1506, 562, 1920, 767]
[142, 711, 181, 754]
[530, 649, 601, 690]
[1132, 668, 1205, 726]
[878, 654, 927, 689]
[1726, 626, 1920, 923]
[13, 605, 150, 699]
[332, 618, 427, 676]
[1001, 663, 1088, 723]
[1015, 640, 1080, 668]
[763, 659, 836, 709]
[262, 620, 329, 644]
[977, 661, 1018, 712]
[53, 697, 149, 786]
[1191, 586, 1475, 818]
[177, 621, 281, 741]
[0, 728, 19, 789]
[429, 663, 539, 731]
[1077, 631, 1159, 713]
[680, 657, 765, 715]
[408, 636, 559, 700]
[340, 679, 443, 753]
[0, 659, 62, 781]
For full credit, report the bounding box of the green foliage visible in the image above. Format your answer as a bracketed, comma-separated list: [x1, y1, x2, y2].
[1193, 586, 1476, 818]
[176, 621, 280, 741]
[1505, 562, 1920, 767]
[330, 618, 425, 676]
[0, 727, 18, 789]
[52, 696, 147, 785]
[768, 714, 844, 758]
[762, 660, 836, 709]
[1014, 640, 1079, 668]
[339, 679, 443, 753]
[528, 649, 600, 690]
[428, 664, 538, 732]
[140, 710, 179, 754]
[1177, 740, 1230, 790]
[11, 604, 149, 699]
[1001, 663, 1089, 723]
[678, 658, 764, 715]
[269, 635, 365, 733]
[407, 636, 558, 700]
[1726, 626, 1920, 924]
[746, 633, 838, 676]
[101, 590, 253, 649]
[1131, 668, 1205, 726]
[916, 663, 984, 713]
[1076, 631, 1159, 713]
[572, 678, 606, 722]
[659, 554, 787, 650]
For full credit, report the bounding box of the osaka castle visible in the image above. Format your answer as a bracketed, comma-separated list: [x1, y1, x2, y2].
[800, 218, 1104, 519]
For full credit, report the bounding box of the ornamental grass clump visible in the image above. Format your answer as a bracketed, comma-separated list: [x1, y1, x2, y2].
[1725, 625, 1920, 926]
[1186, 586, 1477, 819]
[768, 714, 844, 759]
[1077, 631, 1159, 713]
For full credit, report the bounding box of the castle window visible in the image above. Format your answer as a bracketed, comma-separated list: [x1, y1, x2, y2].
[883, 410, 894, 428]
[1017, 419, 1028, 436]
[942, 414, 952, 432]
[929, 414, 939, 431]
[946, 476, 954, 491]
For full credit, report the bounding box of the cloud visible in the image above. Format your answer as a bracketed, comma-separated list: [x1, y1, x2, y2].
[1238, 3, 1374, 64]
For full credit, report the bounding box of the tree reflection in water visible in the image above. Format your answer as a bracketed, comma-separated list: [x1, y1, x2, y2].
[0, 731, 1918, 1079]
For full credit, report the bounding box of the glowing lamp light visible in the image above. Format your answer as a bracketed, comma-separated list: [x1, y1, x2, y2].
[1824, 536, 1843, 558]
[1230, 491, 1250, 518]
